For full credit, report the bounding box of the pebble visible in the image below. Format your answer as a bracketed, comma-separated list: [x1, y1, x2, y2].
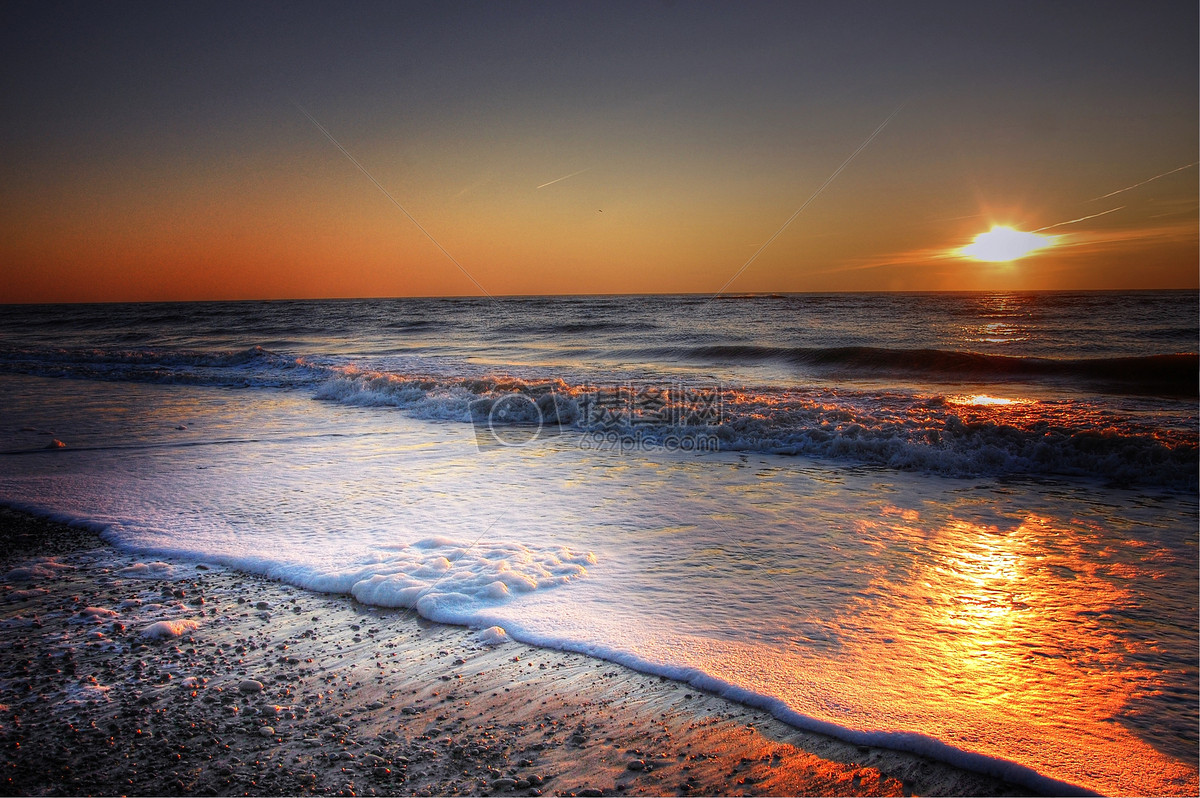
[259, 726, 276, 737]
[627, 760, 646, 771]
[238, 679, 264, 693]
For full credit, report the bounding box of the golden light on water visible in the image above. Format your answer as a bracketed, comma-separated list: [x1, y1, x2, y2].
[960, 226, 1057, 262]
[947, 394, 1032, 407]
[827, 507, 1199, 795]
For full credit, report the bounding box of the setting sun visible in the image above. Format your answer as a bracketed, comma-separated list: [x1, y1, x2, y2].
[961, 226, 1057, 262]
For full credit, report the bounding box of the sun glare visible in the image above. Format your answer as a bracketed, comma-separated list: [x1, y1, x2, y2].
[960, 226, 1056, 262]
[947, 394, 1033, 407]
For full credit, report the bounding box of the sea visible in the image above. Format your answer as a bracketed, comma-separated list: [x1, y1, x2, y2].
[0, 291, 1196, 795]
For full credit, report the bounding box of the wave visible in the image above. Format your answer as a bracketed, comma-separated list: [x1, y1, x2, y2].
[491, 320, 660, 336]
[0, 344, 278, 367]
[0, 345, 317, 387]
[313, 365, 1197, 489]
[382, 319, 443, 331]
[636, 345, 1199, 396]
[1, 345, 1195, 487]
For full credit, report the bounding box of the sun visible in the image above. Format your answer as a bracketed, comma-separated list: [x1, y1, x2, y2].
[960, 226, 1057, 262]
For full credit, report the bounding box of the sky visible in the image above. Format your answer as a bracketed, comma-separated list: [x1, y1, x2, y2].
[1, 0, 1196, 302]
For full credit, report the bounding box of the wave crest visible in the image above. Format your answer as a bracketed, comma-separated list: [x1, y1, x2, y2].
[633, 345, 1198, 396]
[1, 345, 1194, 487]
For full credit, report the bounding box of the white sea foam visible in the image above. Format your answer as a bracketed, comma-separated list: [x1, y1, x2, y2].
[3, 558, 76, 583]
[5, 588, 48, 600]
[77, 606, 118, 621]
[61, 681, 112, 705]
[117, 561, 175, 578]
[141, 619, 199, 639]
[477, 625, 508, 645]
[322, 538, 595, 624]
[0, 615, 37, 629]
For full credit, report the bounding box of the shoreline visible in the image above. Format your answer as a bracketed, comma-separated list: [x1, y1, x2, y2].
[0, 507, 1032, 797]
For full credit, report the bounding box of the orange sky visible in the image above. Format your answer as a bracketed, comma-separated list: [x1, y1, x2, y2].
[2, 3, 1196, 302]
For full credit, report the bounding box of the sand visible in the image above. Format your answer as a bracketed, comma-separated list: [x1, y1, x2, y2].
[0, 507, 1029, 797]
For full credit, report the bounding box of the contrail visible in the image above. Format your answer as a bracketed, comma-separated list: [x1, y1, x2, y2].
[705, 103, 905, 303]
[1090, 161, 1198, 201]
[536, 167, 592, 190]
[295, 103, 493, 299]
[1034, 206, 1124, 232]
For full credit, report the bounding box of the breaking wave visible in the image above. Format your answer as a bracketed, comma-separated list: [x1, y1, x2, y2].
[310, 364, 1197, 488]
[1, 344, 1195, 488]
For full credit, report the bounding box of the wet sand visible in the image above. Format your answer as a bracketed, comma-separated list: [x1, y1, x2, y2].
[0, 507, 1029, 797]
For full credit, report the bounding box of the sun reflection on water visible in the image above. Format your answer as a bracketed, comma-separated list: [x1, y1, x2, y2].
[831, 507, 1198, 794]
[946, 394, 1033, 407]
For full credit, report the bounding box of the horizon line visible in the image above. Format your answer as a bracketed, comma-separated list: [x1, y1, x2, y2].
[3, 286, 1198, 306]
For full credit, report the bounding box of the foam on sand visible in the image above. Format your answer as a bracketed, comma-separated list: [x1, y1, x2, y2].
[6, 588, 48, 600]
[61, 682, 111, 705]
[77, 606, 119, 621]
[117, 561, 175, 578]
[312, 538, 595, 624]
[477, 625, 508, 645]
[141, 618, 200, 639]
[3, 557, 76, 582]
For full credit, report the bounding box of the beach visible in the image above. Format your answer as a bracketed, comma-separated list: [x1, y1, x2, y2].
[0, 294, 1195, 796]
[0, 507, 1028, 797]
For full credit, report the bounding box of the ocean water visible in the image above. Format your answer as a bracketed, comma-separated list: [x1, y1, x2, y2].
[0, 292, 1196, 795]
